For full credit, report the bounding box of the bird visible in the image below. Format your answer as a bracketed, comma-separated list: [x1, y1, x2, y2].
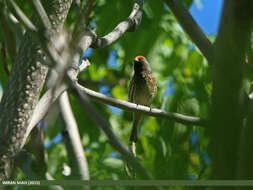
[128, 55, 157, 143]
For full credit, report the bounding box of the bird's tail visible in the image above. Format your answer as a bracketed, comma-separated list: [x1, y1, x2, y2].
[129, 113, 142, 143]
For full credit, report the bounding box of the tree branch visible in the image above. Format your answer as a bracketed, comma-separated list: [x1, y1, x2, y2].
[7, 0, 37, 32]
[163, 0, 214, 62]
[76, 83, 208, 127]
[31, 0, 52, 30]
[211, 0, 253, 180]
[91, 0, 143, 48]
[0, 0, 72, 180]
[58, 92, 90, 183]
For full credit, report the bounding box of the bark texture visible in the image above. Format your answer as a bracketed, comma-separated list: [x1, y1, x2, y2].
[0, 0, 72, 179]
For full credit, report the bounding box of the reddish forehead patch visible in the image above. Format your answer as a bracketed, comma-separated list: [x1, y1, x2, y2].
[135, 55, 144, 60]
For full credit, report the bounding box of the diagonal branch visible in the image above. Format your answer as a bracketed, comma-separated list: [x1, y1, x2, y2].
[163, 0, 214, 62]
[21, 60, 91, 150]
[31, 0, 52, 30]
[7, 0, 38, 32]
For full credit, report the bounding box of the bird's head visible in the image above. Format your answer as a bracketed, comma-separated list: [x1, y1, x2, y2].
[133, 55, 151, 73]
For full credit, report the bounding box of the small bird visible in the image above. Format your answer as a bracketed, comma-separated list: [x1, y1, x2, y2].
[128, 56, 157, 143]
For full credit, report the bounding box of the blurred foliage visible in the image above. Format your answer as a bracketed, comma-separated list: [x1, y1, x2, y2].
[0, 0, 224, 188]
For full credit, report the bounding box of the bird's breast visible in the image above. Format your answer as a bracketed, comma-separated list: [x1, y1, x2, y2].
[132, 72, 157, 106]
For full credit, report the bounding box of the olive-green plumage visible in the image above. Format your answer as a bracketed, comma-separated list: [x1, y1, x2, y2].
[128, 56, 157, 142]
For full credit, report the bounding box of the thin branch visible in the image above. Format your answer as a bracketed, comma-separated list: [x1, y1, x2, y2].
[163, 0, 214, 62]
[91, 0, 143, 48]
[31, 0, 52, 30]
[78, 78, 126, 88]
[58, 92, 90, 182]
[76, 83, 208, 127]
[8, 0, 37, 32]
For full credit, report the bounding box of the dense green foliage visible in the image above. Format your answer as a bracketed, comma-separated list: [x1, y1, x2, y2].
[0, 0, 216, 187]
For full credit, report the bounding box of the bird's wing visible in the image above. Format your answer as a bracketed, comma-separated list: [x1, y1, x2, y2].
[128, 75, 136, 102]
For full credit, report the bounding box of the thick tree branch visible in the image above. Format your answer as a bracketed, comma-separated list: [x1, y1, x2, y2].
[163, 0, 214, 62]
[91, 0, 143, 48]
[76, 83, 208, 127]
[211, 0, 253, 181]
[0, 0, 72, 180]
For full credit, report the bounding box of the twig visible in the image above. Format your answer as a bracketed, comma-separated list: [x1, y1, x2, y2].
[163, 0, 214, 62]
[91, 0, 143, 48]
[76, 83, 208, 127]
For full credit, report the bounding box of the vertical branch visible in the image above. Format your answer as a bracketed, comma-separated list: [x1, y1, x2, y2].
[58, 92, 90, 184]
[211, 0, 253, 181]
